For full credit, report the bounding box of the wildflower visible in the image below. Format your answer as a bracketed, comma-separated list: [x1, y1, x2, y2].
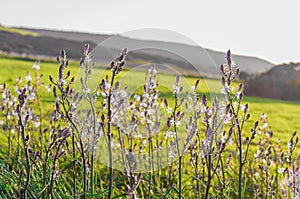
[25, 72, 32, 82]
[236, 149, 245, 156]
[70, 102, 77, 109]
[202, 129, 213, 150]
[234, 90, 241, 98]
[112, 142, 121, 149]
[278, 167, 285, 174]
[164, 131, 175, 139]
[287, 141, 292, 150]
[27, 92, 36, 100]
[142, 140, 147, 146]
[220, 135, 227, 144]
[260, 122, 268, 130]
[2, 92, 6, 99]
[168, 150, 176, 159]
[45, 85, 51, 92]
[233, 101, 238, 108]
[221, 85, 230, 95]
[166, 107, 172, 114]
[276, 139, 281, 144]
[16, 77, 22, 83]
[101, 92, 107, 97]
[254, 149, 261, 159]
[191, 85, 197, 94]
[0, 120, 3, 125]
[240, 105, 246, 111]
[227, 138, 233, 145]
[32, 61, 40, 70]
[261, 113, 267, 120]
[170, 119, 181, 127]
[33, 121, 40, 128]
[173, 85, 181, 95]
[146, 119, 154, 126]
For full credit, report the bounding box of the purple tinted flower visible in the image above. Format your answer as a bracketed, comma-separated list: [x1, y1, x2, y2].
[254, 121, 259, 130]
[220, 65, 225, 76]
[244, 104, 248, 114]
[226, 50, 232, 66]
[202, 95, 207, 106]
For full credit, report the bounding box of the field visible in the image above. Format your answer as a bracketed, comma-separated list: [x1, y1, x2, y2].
[0, 53, 300, 198]
[1, 56, 299, 142]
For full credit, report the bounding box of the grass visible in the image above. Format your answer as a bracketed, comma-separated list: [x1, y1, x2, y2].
[1, 55, 299, 146]
[0, 56, 298, 155]
[1, 55, 299, 143]
[1, 55, 300, 198]
[0, 26, 38, 36]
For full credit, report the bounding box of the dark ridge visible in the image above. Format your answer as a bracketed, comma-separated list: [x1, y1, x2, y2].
[245, 62, 300, 101]
[0, 31, 96, 59]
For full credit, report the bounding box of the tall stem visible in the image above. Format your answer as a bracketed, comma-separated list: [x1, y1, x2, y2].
[19, 115, 30, 199]
[34, 70, 43, 148]
[49, 140, 65, 198]
[72, 133, 76, 199]
[293, 164, 296, 199]
[62, 102, 86, 198]
[107, 133, 113, 199]
[173, 97, 182, 199]
[147, 142, 152, 199]
[107, 71, 116, 199]
[229, 97, 243, 199]
[178, 156, 182, 199]
[204, 148, 212, 199]
[79, 139, 87, 198]
[89, 96, 96, 195]
[146, 120, 154, 199]
[6, 115, 11, 166]
[237, 120, 243, 199]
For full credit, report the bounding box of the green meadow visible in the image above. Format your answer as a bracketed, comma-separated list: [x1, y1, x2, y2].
[1, 55, 299, 145]
[1, 54, 300, 198]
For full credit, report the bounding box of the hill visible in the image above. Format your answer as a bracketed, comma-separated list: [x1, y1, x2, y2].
[0, 26, 274, 78]
[245, 62, 300, 101]
[0, 30, 96, 59]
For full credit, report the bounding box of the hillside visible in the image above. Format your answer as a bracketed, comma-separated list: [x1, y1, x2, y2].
[0, 26, 274, 78]
[245, 62, 300, 101]
[0, 30, 96, 59]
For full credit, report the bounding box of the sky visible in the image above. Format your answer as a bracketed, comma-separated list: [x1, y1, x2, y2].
[1, 0, 300, 64]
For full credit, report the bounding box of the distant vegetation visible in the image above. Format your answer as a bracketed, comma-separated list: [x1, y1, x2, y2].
[0, 26, 38, 36]
[246, 62, 300, 101]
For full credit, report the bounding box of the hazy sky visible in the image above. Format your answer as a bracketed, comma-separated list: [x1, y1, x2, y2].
[1, 0, 300, 64]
